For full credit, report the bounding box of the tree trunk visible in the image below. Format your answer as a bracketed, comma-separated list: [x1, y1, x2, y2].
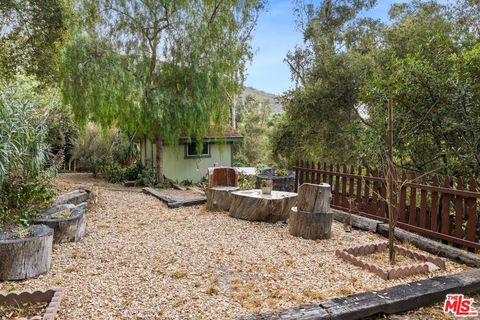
[230, 95, 237, 129]
[155, 132, 164, 182]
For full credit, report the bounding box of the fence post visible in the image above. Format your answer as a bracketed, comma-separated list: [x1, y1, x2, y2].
[430, 174, 440, 232]
[454, 177, 464, 239]
[419, 176, 427, 228]
[441, 176, 452, 236]
[466, 178, 478, 246]
[408, 173, 417, 226]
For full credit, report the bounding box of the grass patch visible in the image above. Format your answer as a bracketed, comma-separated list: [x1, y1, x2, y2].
[170, 271, 188, 279]
[205, 287, 219, 295]
[64, 266, 78, 273]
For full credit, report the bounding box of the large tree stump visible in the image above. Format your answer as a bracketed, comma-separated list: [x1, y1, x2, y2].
[289, 183, 333, 239]
[206, 186, 240, 211]
[229, 189, 297, 222]
[0, 225, 53, 280]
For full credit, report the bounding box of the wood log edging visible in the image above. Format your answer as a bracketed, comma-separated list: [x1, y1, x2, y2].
[237, 268, 480, 320]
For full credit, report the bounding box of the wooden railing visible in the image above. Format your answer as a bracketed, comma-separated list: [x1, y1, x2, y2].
[293, 160, 480, 251]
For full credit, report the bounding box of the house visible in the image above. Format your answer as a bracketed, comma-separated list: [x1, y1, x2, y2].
[140, 131, 243, 183]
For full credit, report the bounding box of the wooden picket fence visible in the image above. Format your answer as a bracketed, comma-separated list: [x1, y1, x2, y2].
[293, 160, 480, 252]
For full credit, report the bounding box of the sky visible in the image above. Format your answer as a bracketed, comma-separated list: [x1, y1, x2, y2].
[244, 0, 450, 95]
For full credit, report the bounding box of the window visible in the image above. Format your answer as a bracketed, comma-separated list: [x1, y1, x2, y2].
[185, 142, 210, 158]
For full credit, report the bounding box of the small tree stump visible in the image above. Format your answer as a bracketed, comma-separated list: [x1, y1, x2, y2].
[0, 225, 53, 280]
[229, 190, 297, 222]
[54, 190, 90, 206]
[33, 204, 86, 243]
[206, 186, 240, 211]
[289, 207, 333, 239]
[289, 183, 333, 240]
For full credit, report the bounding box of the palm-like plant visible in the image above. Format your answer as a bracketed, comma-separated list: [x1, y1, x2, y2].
[0, 80, 56, 225]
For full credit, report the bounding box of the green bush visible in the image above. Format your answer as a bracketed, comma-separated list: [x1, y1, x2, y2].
[72, 123, 139, 175]
[0, 77, 57, 226]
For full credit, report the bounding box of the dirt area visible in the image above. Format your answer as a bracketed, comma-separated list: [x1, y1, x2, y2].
[0, 301, 48, 319]
[361, 247, 420, 269]
[0, 173, 472, 319]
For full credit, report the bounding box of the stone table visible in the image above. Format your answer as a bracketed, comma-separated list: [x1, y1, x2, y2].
[229, 189, 297, 223]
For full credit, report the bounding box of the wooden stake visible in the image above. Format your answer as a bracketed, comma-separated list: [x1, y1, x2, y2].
[387, 98, 395, 265]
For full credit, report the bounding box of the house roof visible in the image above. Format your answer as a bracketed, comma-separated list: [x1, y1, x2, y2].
[179, 129, 243, 143]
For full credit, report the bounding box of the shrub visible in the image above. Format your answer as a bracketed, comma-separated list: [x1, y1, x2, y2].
[72, 123, 139, 175]
[0, 77, 57, 226]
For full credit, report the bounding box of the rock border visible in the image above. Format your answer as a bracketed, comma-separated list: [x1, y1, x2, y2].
[238, 269, 480, 320]
[0, 287, 64, 320]
[335, 242, 445, 280]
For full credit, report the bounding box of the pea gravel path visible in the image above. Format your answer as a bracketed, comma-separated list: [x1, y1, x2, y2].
[0, 174, 470, 319]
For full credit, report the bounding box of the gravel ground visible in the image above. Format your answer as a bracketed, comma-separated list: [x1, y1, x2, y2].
[0, 173, 471, 319]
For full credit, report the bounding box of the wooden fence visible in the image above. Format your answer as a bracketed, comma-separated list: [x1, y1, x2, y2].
[293, 160, 480, 252]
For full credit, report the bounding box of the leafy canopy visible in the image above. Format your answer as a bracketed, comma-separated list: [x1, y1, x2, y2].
[61, 0, 264, 147]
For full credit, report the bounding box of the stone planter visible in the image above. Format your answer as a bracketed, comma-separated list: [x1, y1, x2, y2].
[33, 204, 86, 244]
[261, 186, 272, 195]
[0, 224, 53, 280]
[0, 287, 64, 320]
[255, 168, 295, 192]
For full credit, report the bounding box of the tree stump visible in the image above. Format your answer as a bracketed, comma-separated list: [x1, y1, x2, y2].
[289, 183, 333, 240]
[206, 186, 240, 211]
[0, 225, 53, 280]
[33, 204, 86, 243]
[229, 189, 297, 222]
[54, 190, 90, 206]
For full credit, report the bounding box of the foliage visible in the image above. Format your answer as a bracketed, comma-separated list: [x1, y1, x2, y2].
[0, 77, 57, 226]
[278, 0, 480, 177]
[238, 173, 256, 189]
[72, 123, 138, 175]
[60, 0, 264, 179]
[101, 162, 155, 185]
[136, 164, 158, 187]
[233, 94, 278, 167]
[0, 0, 73, 83]
[275, 169, 288, 176]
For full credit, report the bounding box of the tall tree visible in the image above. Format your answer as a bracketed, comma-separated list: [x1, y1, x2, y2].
[61, 0, 263, 180]
[0, 0, 72, 83]
[275, 0, 379, 165]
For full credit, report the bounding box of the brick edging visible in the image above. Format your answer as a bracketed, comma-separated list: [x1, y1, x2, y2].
[332, 208, 480, 268]
[335, 242, 446, 280]
[0, 287, 64, 320]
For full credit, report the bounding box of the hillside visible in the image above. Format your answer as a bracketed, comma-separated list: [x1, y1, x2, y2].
[242, 86, 284, 113]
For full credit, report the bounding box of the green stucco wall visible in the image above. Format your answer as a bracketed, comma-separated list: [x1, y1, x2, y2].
[141, 138, 232, 183]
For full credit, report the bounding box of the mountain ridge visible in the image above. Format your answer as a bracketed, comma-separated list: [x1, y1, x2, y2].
[242, 86, 284, 113]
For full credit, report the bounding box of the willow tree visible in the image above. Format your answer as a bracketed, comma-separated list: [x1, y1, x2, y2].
[0, 0, 72, 83]
[60, 0, 263, 180]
